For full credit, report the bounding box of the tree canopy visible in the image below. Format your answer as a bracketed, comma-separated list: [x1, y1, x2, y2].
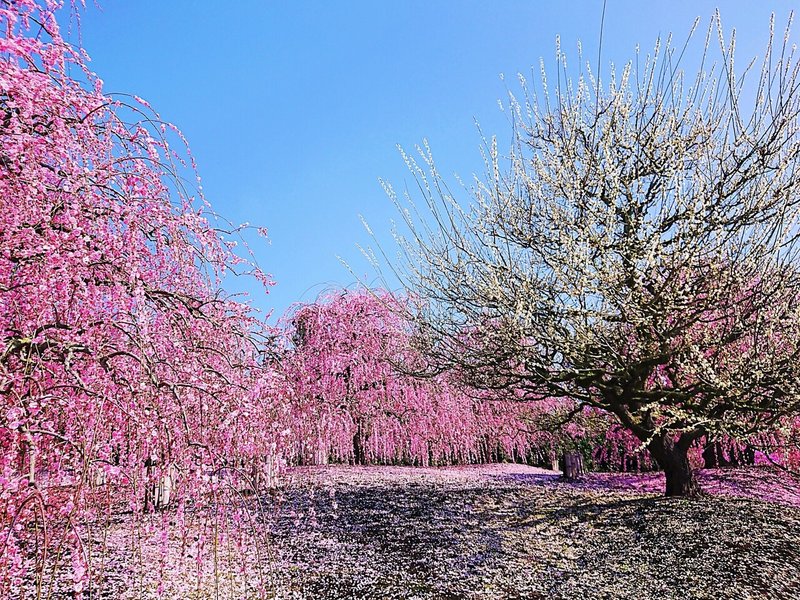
[281, 289, 551, 466]
[1, 1, 278, 593]
[386, 14, 800, 496]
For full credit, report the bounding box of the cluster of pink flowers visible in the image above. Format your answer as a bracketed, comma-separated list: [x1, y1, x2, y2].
[278, 290, 557, 467]
[0, 1, 282, 595]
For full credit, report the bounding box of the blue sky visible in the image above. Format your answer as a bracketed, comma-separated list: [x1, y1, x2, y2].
[67, 1, 794, 321]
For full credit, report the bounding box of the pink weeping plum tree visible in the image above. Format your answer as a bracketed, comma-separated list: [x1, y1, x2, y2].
[1, 1, 282, 596]
[281, 289, 557, 467]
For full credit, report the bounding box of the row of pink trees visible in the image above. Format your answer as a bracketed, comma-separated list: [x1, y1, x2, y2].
[1, 1, 284, 596]
[279, 290, 557, 467]
[0, 1, 587, 593]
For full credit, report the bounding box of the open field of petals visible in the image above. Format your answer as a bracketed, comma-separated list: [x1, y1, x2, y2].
[28, 465, 797, 600]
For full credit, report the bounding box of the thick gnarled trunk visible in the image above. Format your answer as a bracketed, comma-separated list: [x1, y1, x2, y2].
[648, 433, 702, 497]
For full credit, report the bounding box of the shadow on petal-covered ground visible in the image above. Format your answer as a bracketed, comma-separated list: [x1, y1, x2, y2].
[261, 464, 800, 599]
[22, 464, 799, 599]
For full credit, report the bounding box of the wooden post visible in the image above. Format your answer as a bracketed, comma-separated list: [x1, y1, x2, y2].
[144, 459, 176, 512]
[153, 465, 175, 508]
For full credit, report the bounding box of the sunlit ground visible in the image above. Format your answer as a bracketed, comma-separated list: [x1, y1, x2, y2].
[260, 464, 800, 599]
[20, 464, 800, 600]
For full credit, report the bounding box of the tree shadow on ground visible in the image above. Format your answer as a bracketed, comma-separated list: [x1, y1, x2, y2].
[258, 469, 800, 599]
[486, 471, 562, 486]
[698, 466, 800, 506]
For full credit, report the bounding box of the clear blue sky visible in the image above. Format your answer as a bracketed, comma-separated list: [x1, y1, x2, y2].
[66, 1, 794, 321]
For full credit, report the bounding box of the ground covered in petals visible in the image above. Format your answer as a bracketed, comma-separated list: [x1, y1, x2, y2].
[263, 464, 800, 600]
[21, 465, 800, 599]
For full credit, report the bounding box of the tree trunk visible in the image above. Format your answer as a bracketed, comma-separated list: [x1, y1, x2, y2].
[144, 458, 175, 511]
[702, 440, 730, 468]
[648, 434, 701, 497]
[560, 452, 586, 480]
[740, 444, 756, 466]
[353, 419, 367, 465]
[703, 440, 756, 468]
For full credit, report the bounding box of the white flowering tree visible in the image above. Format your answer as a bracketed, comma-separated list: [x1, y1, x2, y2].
[386, 14, 800, 496]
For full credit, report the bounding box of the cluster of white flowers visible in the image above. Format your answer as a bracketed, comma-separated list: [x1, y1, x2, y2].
[378, 13, 800, 482]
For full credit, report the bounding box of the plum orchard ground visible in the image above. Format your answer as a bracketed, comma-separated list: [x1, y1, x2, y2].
[24, 465, 800, 599]
[264, 465, 800, 599]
